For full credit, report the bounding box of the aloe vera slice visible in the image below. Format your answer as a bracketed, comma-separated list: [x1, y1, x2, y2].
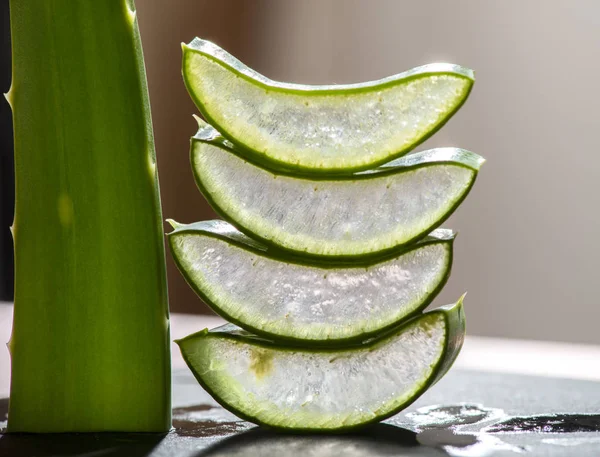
[183, 38, 474, 173]
[191, 120, 483, 258]
[168, 220, 453, 344]
[176, 299, 465, 431]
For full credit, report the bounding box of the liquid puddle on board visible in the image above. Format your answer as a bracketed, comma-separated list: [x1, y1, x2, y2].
[171, 403, 600, 456]
[483, 414, 600, 434]
[401, 404, 526, 456]
[399, 404, 600, 456]
[172, 404, 253, 438]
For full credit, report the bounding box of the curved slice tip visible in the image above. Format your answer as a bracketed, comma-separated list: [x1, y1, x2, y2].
[192, 115, 222, 142]
[439, 293, 467, 315]
[166, 219, 183, 231]
[454, 292, 467, 310]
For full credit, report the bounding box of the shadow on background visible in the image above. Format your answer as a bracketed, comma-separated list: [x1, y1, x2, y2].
[0, 0, 14, 302]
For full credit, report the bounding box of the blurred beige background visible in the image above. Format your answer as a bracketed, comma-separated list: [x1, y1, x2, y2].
[136, 0, 600, 344]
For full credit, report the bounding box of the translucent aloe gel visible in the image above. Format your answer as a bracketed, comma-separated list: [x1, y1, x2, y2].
[169, 38, 482, 431]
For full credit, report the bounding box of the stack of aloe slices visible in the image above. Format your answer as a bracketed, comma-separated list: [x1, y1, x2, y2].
[169, 38, 484, 432]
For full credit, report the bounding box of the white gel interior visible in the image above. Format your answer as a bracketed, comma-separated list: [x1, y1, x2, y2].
[194, 143, 473, 256]
[172, 234, 449, 340]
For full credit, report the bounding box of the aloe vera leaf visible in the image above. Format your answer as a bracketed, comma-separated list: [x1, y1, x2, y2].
[191, 119, 484, 259]
[183, 38, 474, 173]
[7, 0, 170, 432]
[176, 298, 466, 431]
[168, 219, 454, 345]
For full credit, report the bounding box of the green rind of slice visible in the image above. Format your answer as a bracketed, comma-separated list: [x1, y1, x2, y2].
[168, 219, 454, 345]
[190, 119, 484, 259]
[182, 38, 474, 174]
[176, 298, 466, 432]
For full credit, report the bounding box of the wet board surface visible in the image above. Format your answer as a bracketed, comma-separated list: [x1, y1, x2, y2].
[1, 367, 600, 456]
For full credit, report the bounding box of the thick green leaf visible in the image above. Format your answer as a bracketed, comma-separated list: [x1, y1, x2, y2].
[8, 0, 170, 432]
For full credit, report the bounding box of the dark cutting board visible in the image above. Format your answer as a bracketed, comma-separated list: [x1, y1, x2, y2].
[1, 368, 599, 457]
